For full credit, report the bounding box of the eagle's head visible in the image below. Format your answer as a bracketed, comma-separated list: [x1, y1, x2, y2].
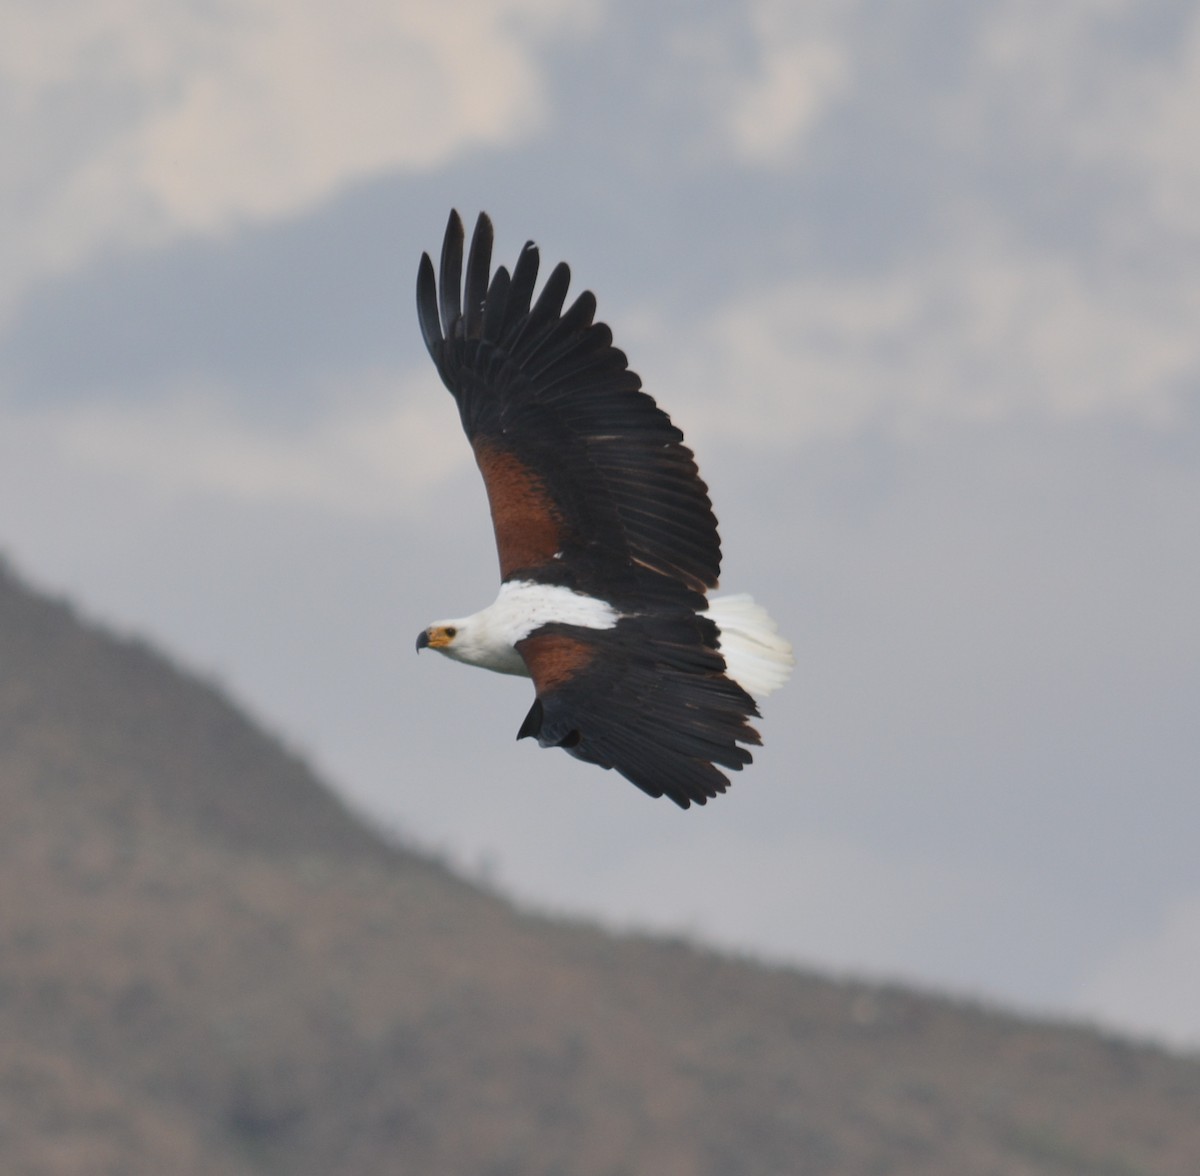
[416, 622, 461, 655]
[416, 607, 529, 677]
[416, 616, 501, 669]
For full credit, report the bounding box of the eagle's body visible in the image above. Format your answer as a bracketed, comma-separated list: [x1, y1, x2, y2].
[423, 580, 620, 677]
[416, 211, 793, 807]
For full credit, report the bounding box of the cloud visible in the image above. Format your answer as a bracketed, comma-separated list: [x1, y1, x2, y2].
[652, 226, 1198, 448]
[974, 2, 1200, 239]
[1077, 895, 1200, 1049]
[667, 0, 852, 165]
[0, 0, 596, 312]
[1, 368, 467, 516]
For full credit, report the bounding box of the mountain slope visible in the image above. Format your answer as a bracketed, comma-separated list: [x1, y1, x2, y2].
[1, 560, 1197, 1175]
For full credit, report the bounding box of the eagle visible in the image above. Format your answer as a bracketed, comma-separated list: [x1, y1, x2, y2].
[415, 211, 792, 807]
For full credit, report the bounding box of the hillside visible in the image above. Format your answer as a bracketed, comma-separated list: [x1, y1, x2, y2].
[1, 558, 1198, 1175]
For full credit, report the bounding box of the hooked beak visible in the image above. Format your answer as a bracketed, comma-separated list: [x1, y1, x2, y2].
[416, 627, 454, 652]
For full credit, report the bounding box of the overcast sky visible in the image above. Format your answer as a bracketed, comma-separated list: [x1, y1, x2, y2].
[2, 0, 1198, 1049]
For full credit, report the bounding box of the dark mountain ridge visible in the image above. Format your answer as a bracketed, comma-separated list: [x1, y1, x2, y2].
[2, 559, 1197, 1175]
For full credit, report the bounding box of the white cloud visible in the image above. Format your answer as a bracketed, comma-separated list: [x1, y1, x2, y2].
[2, 368, 468, 516]
[723, 3, 849, 165]
[0, 0, 597, 312]
[977, 2, 1200, 240]
[669, 0, 852, 165]
[632, 3, 1200, 449]
[1112, 13, 1200, 240]
[1077, 895, 1200, 1049]
[656, 228, 1198, 447]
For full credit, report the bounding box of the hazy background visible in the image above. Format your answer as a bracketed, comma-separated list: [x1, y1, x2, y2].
[2, 0, 1197, 1047]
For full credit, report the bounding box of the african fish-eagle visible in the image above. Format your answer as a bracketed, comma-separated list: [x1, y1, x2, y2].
[415, 211, 792, 808]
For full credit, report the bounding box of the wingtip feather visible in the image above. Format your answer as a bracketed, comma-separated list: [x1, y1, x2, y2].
[438, 209, 465, 338]
[464, 212, 494, 338]
[416, 252, 442, 357]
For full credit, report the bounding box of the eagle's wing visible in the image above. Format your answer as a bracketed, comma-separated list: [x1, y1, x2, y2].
[515, 618, 760, 808]
[417, 210, 721, 611]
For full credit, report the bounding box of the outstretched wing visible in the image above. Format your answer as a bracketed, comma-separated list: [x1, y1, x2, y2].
[515, 616, 762, 809]
[417, 210, 721, 611]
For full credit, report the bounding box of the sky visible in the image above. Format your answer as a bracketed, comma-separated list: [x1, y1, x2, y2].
[2, 0, 1199, 1049]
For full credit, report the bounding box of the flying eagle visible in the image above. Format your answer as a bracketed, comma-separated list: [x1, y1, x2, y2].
[416, 211, 792, 807]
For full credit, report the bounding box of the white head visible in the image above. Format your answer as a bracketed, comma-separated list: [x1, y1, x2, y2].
[416, 617, 474, 664]
[415, 608, 529, 676]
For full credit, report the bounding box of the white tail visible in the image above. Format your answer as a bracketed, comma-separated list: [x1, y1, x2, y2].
[707, 593, 794, 699]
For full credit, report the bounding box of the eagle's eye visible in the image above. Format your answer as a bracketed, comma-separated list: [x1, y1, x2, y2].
[444, 626, 457, 638]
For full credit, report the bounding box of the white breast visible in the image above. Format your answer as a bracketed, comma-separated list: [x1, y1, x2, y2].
[451, 581, 621, 676]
